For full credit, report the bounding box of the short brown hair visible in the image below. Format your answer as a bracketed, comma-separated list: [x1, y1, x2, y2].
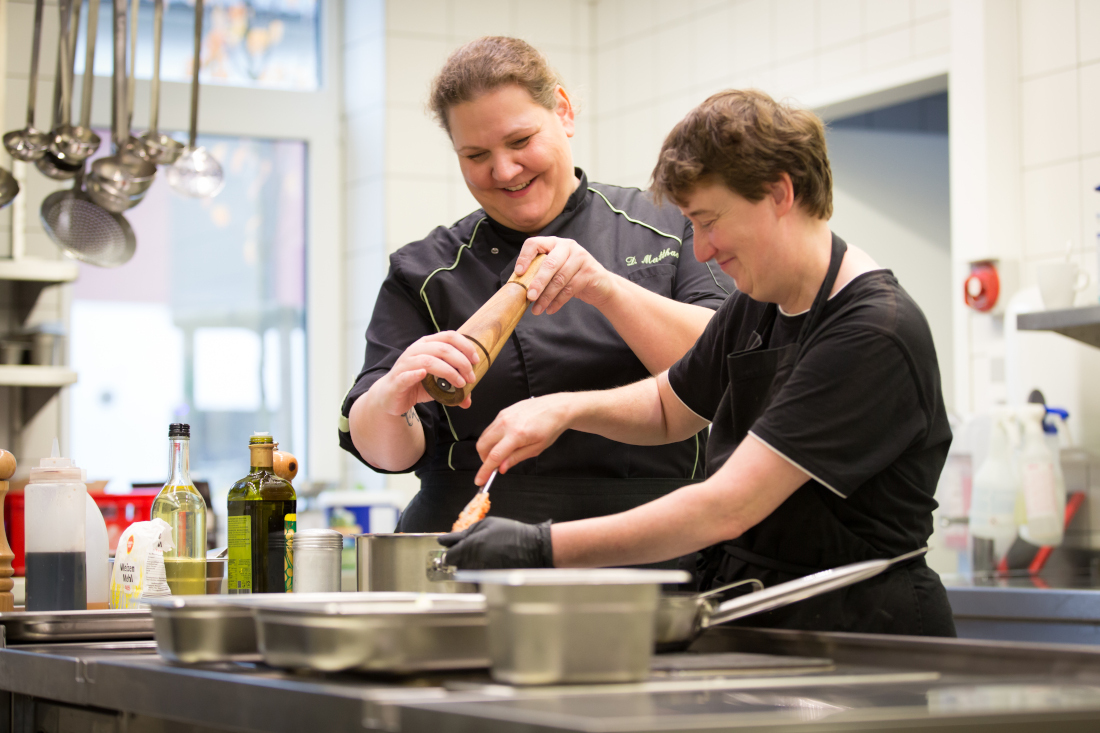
[651, 90, 833, 220]
[429, 37, 564, 136]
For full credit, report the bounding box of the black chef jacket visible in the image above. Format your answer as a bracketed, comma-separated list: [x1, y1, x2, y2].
[339, 169, 734, 531]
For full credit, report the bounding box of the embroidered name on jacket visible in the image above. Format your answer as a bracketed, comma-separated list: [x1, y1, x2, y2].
[626, 248, 680, 266]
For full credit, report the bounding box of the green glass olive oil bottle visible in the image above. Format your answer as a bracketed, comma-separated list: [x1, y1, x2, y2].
[151, 424, 208, 595]
[226, 432, 296, 594]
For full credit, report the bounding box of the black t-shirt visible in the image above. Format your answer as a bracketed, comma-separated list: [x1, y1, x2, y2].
[668, 268, 951, 558]
[339, 169, 735, 480]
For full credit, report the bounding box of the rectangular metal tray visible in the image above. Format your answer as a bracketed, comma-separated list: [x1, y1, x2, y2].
[145, 595, 259, 664]
[0, 609, 153, 644]
[253, 594, 488, 674]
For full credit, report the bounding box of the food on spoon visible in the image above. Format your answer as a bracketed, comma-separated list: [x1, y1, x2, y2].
[452, 492, 491, 532]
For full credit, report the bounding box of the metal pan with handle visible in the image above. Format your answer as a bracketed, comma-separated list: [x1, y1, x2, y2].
[656, 547, 928, 649]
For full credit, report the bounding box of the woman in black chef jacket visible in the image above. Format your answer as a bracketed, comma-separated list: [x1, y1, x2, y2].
[441, 89, 956, 637]
[339, 37, 734, 533]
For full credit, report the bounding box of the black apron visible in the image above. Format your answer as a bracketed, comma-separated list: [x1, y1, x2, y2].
[696, 235, 956, 637]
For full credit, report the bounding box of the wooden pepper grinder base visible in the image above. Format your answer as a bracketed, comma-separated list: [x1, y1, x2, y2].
[0, 449, 16, 612]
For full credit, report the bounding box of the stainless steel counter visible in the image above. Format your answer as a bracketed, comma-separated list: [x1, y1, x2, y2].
[948, 586, 1100, 645]
[6, 627, 1100, 732]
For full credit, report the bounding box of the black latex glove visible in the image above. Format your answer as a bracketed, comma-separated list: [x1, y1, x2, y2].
[438, 517, 553, 569]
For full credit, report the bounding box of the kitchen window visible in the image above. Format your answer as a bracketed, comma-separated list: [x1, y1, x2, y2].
[69, 134, 307, 546]
[76, 0, 321, 91]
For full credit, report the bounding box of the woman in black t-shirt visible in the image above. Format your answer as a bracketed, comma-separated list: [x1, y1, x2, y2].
[441, 89, 956, 637]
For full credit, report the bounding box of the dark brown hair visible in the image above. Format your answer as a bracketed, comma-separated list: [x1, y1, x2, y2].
[429, 37, 564, 136]
[651, 89, 833, 220]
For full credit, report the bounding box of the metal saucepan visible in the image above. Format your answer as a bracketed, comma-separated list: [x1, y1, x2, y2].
[357, 533, 476, 594]
[655, 547, 929, 649]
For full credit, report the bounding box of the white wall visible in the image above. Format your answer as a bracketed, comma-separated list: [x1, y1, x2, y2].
[589, 0, 951, 187]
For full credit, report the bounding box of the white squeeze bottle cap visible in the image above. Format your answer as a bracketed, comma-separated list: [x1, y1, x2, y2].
[25, 438, 88, 555]
[29, 438, 87, 482]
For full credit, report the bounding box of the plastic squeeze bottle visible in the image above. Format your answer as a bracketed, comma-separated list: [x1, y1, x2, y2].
[24, 439, 87, 611]
[1018, 404, 1065, 546]
[969, 411, 1020, 545]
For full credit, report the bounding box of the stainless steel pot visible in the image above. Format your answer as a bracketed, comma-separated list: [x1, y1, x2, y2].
[356, 533, 476, 594]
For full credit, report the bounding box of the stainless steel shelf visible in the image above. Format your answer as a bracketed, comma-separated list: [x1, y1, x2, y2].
[0, 366, 78, 388]
[1017, 305, 1100, 349]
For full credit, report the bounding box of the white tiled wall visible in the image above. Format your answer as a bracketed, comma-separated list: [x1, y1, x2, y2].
[588, 0, 951, 188]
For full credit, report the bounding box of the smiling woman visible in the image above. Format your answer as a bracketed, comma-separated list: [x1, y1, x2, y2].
[338, 37, 734, 537]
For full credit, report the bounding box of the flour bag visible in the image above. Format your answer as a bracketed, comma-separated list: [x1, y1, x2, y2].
[109, 518, 174, 609]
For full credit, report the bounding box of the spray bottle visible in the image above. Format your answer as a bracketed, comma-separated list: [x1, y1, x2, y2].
[1018, 404, 1065, 546]
[969, 409, 1020, 545]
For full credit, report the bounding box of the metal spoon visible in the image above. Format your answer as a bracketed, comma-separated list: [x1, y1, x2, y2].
[37, 0, 84, 180]
[167, 0, 224, 199]
[2, 0, 50, 161]
[135, 0, 182, 165]
[49, 0, 102, 168]
[87, 0, 156, 213]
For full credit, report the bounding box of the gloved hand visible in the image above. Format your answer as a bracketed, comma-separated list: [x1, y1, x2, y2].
[438, 517, 553, 569]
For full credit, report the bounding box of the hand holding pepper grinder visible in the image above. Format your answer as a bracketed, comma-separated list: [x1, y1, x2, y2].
[0, 449, 16, 612]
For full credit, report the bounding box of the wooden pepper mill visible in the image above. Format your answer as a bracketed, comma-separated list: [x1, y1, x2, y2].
[0, 449, 16, 613]
[423, 254, 547, 406]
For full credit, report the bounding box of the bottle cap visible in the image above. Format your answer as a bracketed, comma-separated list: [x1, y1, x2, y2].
[29, 437, 86, 483]
[169, 423, 190, 438]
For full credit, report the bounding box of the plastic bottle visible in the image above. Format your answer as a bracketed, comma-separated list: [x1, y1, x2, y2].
[1018, 404, 1065, 546]
[969, 411, 1020, 544]
[24, 439, 87, 611]
[85, 496, 109, 609]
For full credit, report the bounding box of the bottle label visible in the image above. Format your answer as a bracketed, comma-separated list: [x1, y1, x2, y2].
[1022, 462, 1058, 520]
[228, 515, 252, 594]
[284, 513, 297, 593]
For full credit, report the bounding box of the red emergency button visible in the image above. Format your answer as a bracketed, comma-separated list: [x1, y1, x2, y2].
[964, 262, 1000, 312]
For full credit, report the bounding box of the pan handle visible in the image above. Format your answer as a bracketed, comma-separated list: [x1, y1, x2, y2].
[696, 578, 763, 602]
[703, 547, 929, 629]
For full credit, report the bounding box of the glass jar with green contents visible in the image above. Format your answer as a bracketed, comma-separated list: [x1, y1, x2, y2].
[151, 424, 207, 595]
[227, 432, 296, 593]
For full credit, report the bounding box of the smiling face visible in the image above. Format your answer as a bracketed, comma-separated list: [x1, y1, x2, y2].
[679, 181, 785, 301]
[447, 84, 578, 233]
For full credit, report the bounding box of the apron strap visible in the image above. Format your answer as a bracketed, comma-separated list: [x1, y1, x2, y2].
[723, 544, 825, 576]
[796, 234, 848, 343]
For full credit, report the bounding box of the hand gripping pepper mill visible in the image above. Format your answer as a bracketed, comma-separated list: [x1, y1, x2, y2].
[0, 449, 16, 612]
[422, 254, 546, 406]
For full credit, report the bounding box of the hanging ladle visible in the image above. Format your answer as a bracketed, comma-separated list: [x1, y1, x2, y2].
[37, 0, 86, 180]
[49, 0, 102, 168]
[135, 0, 182, 164]
[87, 0, 157, 214]
[3, 0, 50, 161]
[0, 168, 18, 210]
[166, 0, 224, 199]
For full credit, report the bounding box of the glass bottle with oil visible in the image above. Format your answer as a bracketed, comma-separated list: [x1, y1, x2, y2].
[151, 424, 208, 595]
[227, 432, 296, 593]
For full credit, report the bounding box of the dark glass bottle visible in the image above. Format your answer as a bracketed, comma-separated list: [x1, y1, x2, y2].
[226, 433, 296, 593]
